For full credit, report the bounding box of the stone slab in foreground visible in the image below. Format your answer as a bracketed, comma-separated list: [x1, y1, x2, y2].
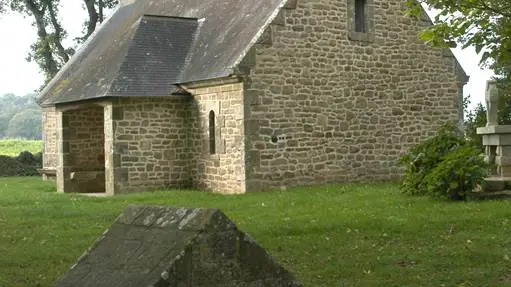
[52, 205, 301, 287]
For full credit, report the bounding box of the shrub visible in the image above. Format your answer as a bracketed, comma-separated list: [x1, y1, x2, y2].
[464, 103, 486, 152]
[423, 145, 488, 200]
[0, 155, 39, 176]
[400, 123, 488, 200]
[0, 151, 42, 177]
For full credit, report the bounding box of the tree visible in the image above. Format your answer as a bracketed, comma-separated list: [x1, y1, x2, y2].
[0, 93, 42, 138]
[0, 0, 118, 82]
[5, 108, 42, 139]
[407, 0, 510, 76]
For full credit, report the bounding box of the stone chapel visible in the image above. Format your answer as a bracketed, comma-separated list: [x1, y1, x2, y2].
[38, 0, 468, 194]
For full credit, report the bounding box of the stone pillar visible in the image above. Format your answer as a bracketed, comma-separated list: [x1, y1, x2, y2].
[55, 110, 69, 193]
[104, 103, 116, 195]
[478, 126, 511, 178]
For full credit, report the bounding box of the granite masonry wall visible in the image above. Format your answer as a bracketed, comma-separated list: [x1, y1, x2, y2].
[58, 105, 105, 193]
[187, 81, 246, 194]
[109, 97, 191, 193]
[242, 0, 467, 191]
[42, 107, 58, 171]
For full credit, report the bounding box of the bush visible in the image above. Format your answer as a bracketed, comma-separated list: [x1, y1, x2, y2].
[423, 145, 488, 200]
[400, 123, 488, 200]
[0, 151, 42, 177]
[464, 103, 486, 152]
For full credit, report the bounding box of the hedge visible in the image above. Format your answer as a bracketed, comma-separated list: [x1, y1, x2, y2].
[0, 151, 42, 177]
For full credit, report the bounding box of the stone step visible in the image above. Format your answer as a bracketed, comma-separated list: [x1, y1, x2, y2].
[482, 176, 511, 192]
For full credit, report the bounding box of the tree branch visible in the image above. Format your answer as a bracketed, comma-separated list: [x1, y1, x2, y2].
[46, 2, 70, 63]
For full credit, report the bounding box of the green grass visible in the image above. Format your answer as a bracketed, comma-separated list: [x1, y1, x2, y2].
[1, 178, 511, 286]
[0, 139, 42, 156]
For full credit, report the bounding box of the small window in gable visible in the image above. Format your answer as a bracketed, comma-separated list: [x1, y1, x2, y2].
[209, 110, 216, 154]
[354, 0, 366, 33]
[348, 0, 374, 42]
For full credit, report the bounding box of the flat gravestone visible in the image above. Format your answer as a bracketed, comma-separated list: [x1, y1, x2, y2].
[52, 205, 301, 287]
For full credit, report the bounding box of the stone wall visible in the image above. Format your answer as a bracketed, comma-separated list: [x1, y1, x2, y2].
[58, 105, 105, 193]
[63, 106, 105, 169]
[187, 81, 246, 194]
[110, 97, 191, 193]
[42, 107, 58, 170]
[242, 0, 467, 191]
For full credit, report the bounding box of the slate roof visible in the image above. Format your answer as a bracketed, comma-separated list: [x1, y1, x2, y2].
[38, 0, 287, 106]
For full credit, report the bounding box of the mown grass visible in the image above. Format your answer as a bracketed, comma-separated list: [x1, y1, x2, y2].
[0, 139, 42, 156]
[1, 177, 511, 286]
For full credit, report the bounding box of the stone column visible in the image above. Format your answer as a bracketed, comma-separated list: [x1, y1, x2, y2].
[104, 103, 116, 195]
[55, 110, 69, 193]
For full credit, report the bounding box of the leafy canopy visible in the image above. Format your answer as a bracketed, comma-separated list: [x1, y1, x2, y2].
[0, 0, 118, 83]
[407, 0, 511, 74]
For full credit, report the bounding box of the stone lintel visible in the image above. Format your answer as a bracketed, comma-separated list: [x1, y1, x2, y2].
[482, 134, 511, 146]
[477, 125, 511, 135]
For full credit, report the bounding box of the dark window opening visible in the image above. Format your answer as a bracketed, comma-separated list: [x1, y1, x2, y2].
[354, 0, 366, 33]
[209, 110, 216, 154]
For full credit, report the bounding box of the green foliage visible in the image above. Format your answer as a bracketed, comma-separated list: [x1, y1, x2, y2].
[0, 0, 118, 81]
[5, 109, 42, 140]
[0, 93, 42, 139]
[464, 103, 487, 152]
[0, 151, 42, 177]
[0, 139, 43, 156]
[400, 123, 487, 200]
[424, 145, 488, 200]
[406, 0, 511, 98]
[406, 0, 511, 69]
[400, 123, 465, 196]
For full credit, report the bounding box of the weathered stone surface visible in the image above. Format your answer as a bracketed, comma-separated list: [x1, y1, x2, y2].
[243, 0, 466, 191]
[41, 0, 467, 194]
[52, 205, 301, 287]
[42, 107, 58, 173]
[57, 105, 106, 193]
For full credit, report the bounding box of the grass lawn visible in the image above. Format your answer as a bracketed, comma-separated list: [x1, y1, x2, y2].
[1, 178, 511, 286]
[0, 139, 42, 156]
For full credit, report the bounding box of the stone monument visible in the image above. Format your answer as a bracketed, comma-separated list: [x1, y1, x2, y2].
[52, 205, 301, 287]
[477, 80, 511, 191]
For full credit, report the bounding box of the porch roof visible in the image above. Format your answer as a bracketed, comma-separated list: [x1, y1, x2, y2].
[38, 0, 288, 106]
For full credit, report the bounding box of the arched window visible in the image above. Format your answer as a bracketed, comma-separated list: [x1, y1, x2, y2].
[209, 110, 216, 154]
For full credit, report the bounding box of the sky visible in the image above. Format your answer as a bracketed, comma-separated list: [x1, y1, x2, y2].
[0, 2, 495, 110]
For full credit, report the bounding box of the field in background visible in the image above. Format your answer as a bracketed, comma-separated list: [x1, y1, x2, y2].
[0, 139, 42, 156]
[1, 177, 511, 286]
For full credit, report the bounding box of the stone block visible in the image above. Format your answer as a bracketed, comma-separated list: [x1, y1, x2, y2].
[482, 134, 511, 146]
[52, 205, 301, 287]
[495, 156, 511, 166]
[477, 125, 511, 135]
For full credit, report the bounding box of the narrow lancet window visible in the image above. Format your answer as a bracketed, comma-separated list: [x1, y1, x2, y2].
[209, 111, 216, 154]
[354, 0, 366, 33]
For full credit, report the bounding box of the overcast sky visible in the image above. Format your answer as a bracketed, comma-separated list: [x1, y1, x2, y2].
[0, 1, 494, 110]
